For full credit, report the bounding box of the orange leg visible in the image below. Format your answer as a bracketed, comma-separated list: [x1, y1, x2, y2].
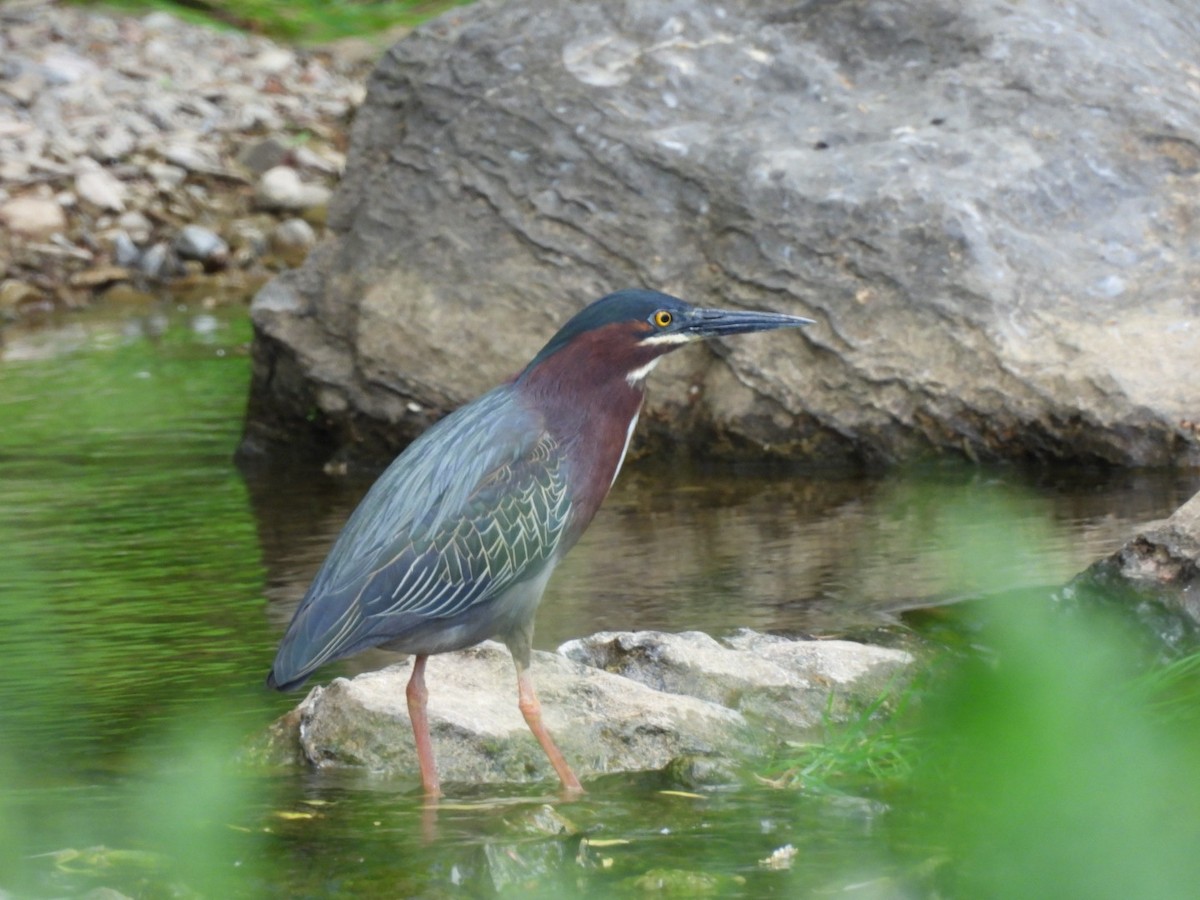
[406, 654, 441, 797]
[516, 662, 583, 794]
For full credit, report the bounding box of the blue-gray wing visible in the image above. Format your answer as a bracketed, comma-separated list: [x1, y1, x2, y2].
[268, 386, 572, 688]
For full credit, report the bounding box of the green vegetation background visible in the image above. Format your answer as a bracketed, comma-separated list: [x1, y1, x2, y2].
[76, 0, 467, 42]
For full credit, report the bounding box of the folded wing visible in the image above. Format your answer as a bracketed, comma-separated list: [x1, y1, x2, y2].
[268, 387, 572, 689]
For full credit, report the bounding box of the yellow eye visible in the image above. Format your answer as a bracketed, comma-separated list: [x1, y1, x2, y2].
[653, 310, 673, 328]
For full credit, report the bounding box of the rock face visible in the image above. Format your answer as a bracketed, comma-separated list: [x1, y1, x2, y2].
[242, 0, 1200, 469]
[257, 631, 913, 786]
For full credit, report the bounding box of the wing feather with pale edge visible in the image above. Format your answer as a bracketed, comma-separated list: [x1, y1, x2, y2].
[269, 386, 571, 686]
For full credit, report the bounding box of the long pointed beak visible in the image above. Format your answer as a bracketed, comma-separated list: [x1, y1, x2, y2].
[681, 306, 815, 338]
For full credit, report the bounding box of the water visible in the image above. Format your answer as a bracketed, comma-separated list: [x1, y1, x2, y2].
[2, 302, 1197, 896]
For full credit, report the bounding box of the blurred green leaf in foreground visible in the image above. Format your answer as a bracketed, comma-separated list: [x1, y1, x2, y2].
[899, 481, 1200, 898]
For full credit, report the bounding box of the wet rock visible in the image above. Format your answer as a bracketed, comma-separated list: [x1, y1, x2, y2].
[261, 640, 750, 784]
[469, 805, 580, 894]
[0, 195, 66, 236]
[242, 0, 1200, 469]
[1067, 490, 1200, 653]
[257, 630, 912, 786]
[625, 868, 745, 895]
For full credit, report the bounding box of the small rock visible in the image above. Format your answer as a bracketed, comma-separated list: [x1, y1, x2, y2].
[69, 265, 130, 289]
[146, 161, 187, 190]
[90, 126, 136, 162]
[0, 195, 66, 236]
[140, 10, 180, 32]
[173, 224, 229, 268]
[0, 279, 45, 314]
[252, 47, 296, 75]
[2, 70, 44, 105]
[269, 217, 317, 267]
[101, 282, 158, 306]
[237, 136, 290, 175]
[292, 144, 344, 175]
[74, 159, 126, 212]
[39, 49, 99, 85]
[227, 218, 270, 265]
[138, 241, 180, 281]
[0, 158, 32, 181]
[233, 103, 284, 132]
[626, 868, 745, 895]
[115, 211, 153, 244]
[255, 165, 332, 212]
[113, 231, 141, 268]
[162, 142, 218, 174]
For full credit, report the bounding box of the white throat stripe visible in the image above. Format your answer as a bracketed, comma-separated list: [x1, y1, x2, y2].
[625, 357, 660, 386]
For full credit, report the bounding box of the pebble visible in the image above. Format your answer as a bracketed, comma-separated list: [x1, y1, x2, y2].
[255, 165, 332, 212]
[145, 162, 187, 191]
[116, 210, 153, 243]
[74, 158, 126, 211]
[293, 144, 344, 175]
[0, 278, 44, 314]
[0, 195, 66, 235]
[253, 47, 296, 75]
[238, 137, 291, 175]
[173, 224, 230, 268]
[270, 217, 317, 267]
[137, 242, 180, 281]
[113, 231, 141, 267]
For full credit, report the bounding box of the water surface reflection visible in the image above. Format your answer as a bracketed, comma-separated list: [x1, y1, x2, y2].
[249, 459, 1200, 674]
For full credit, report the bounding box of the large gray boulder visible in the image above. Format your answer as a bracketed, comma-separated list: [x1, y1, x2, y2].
[256, 631, 913, 786]
[240, 0, 1200, 468]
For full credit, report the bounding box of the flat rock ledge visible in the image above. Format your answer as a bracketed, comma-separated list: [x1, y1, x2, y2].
[255, 630, 912, 787]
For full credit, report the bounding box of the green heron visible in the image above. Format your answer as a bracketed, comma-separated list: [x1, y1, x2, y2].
[267, 288, 812, 795]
